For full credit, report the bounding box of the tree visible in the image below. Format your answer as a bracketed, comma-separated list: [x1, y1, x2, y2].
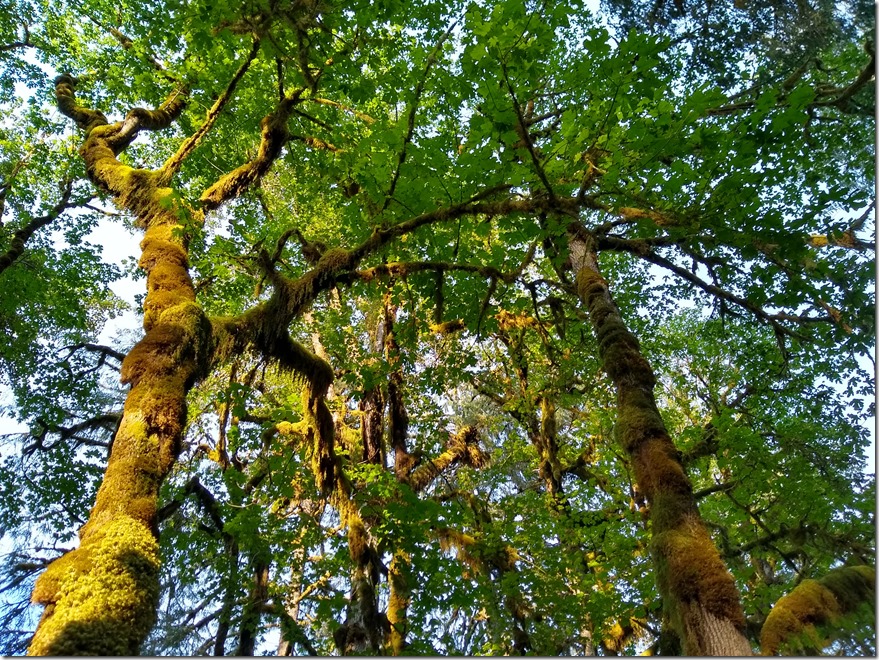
[0, 0, 874, 655]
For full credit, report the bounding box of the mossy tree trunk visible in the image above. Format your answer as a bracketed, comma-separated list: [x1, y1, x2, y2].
[332, 495, 387, 655]
[568, 231, 752, 656]
[382, 307, 412, 655]
[236, 558, 270, 656]
[28, 77, 212, 655]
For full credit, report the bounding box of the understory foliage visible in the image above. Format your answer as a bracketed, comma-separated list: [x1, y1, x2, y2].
[0, 0, 874, 655]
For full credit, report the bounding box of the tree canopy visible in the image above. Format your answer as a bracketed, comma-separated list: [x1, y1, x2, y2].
[0, 0, 874, 655]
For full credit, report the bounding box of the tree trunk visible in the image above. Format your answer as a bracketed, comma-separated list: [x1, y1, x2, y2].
[568, 232, 752, 656]
[235, 560, 270, 656]
[332, 499, 387, 655]
[386, 549, 411, 655]
[28, 78, 210, 655]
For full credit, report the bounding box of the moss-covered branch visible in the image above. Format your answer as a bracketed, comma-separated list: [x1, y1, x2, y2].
[386, 548, 411, 655]
[29, 74, 211, 656]
[407, 426, 489, 493]
[55, 74, 186, 153]
[199, 89, 304, 211]
[54, 75, 109, 135]
[759, 565, 875, 655]
[160, 38, 262, 183]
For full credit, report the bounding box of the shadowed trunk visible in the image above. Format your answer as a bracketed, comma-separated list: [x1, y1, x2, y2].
[333, 497, 387, 655]
[236, 559, 270, 656]
[568, 231, 752, 656]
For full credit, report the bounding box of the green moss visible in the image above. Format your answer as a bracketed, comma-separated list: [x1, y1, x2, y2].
[615, 399, 667, 454]
[820, 565, 874, 611]
[649, 490, 696, 535]
[760, 565, 875, 655]
[387, 550, 411, 655]
[28, 516, 160, 656]
[121, 326, 187, 385]
[653, 520, 746, 649]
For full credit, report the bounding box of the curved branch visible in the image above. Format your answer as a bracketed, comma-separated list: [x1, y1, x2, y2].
[0, 179, 75, 276]
[597, 234, 820, 337]
[111, 88, 189, 149]
[55, 75, 108, 135]
[55, 75, 187, 151]
[199, 89, 305, 210]
[160, 38, 262, 183]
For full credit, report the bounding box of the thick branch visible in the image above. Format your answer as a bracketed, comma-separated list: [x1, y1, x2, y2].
[408, 426, 489, 492]
[54, 75, 108, 135]
[760, 565, 875, 655]
[200, 89, 304, 210]
[55, 75, 187, 152]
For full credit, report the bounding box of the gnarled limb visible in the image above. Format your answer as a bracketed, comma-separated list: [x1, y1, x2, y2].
[200, 89, 305, 211]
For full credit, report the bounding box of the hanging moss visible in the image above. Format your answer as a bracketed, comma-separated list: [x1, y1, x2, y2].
[760, 565, 875, 655]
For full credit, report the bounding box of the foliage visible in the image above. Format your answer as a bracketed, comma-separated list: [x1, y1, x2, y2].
[0, 0, 874, 655]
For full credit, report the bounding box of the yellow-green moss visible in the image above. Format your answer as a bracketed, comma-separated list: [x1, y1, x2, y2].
[28, 516, 160, 656]
[632, 439, 692, 514]
[653, 522, 746, 643]
[387, 550, 412, 655]
[760, 565, 875, 655]
[616, 399, 667, 454]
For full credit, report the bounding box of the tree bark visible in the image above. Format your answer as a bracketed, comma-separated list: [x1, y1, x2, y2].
[568, 231, 752, 656]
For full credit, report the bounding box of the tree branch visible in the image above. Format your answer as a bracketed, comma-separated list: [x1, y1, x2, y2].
[160, 38, 262, 183]
[0, 179, 75, 276]
[200, 88, 305, 210]
[383, 21, 457, 211]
